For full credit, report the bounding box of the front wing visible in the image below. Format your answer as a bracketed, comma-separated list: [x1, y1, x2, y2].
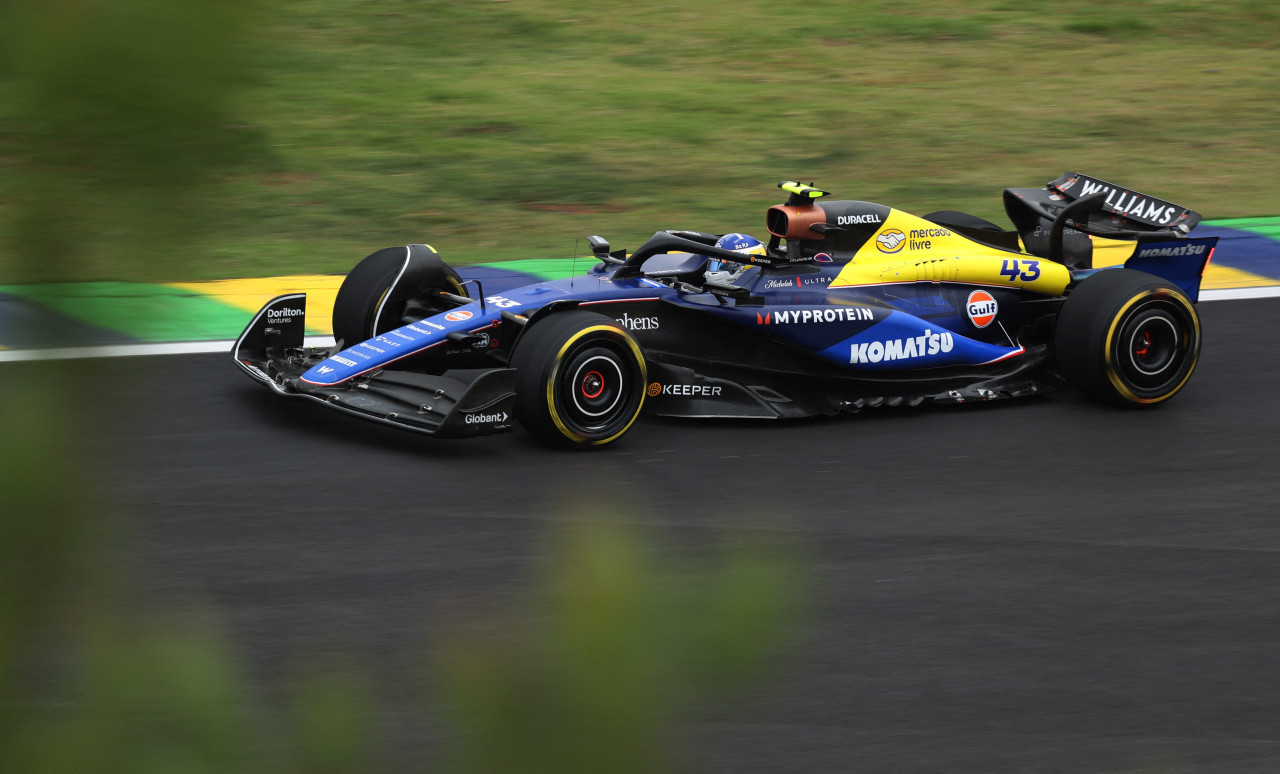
[232, 294, 516, 438]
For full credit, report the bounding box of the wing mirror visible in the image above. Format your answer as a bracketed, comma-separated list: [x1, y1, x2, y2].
[587, 235, 610, 256]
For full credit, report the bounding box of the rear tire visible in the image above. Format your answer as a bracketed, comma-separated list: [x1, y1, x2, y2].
[511, 310, 647, 449]
[332, 245, 465, 346]
[1055, 269, 1201, 406]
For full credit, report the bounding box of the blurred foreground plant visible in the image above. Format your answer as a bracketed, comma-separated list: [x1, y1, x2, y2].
[0, 2, 368, 772]
[440, 520, 802, 774]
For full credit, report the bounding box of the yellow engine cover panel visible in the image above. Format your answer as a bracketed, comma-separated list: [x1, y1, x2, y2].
[831, 210, 1071, 296]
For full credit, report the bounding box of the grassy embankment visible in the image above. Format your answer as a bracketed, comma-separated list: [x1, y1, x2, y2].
[2, 0, 1278, 284]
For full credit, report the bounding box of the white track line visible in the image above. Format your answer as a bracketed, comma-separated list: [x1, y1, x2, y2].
[0, 287, 1275, 362]
[0, 336, 337, 362]
[1201, 286, 1280, 301]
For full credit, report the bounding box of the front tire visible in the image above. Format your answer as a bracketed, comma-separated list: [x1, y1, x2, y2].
[1055, 269, 1201, 406]
[511, 310, 647, 449]
[331, 245, 465, 347]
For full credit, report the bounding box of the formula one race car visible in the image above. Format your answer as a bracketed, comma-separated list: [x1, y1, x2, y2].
[233, 173, 1216, 448]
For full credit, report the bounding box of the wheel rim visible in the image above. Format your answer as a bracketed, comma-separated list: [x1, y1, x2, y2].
[569, 356, 623, 418]
[578, 367, 607, 401]
[552, 336, 643, 440]
[1125, 314, 1179, 377]
[1109, 295, 1197, 400]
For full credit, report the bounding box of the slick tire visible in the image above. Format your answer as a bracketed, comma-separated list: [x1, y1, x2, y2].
[511, 310, 647, 449]
[332, 246, 465, 347]
[1055, 268, 1201, 406]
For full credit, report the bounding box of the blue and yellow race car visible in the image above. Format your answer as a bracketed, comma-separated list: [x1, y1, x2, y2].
[234, 174, 1216, 448]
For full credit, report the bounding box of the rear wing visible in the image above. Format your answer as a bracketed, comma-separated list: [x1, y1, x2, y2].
[1004, 172, 1207, 270]
[1047, 173, 1200, 230]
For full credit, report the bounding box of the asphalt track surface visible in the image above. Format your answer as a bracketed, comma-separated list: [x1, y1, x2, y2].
[23, 297, 1280, 773]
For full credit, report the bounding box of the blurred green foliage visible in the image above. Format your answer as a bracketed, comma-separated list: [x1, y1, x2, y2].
[440, 521, 801, 774]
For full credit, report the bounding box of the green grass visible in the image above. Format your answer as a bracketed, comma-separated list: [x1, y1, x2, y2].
[2, 0, 1279, 283]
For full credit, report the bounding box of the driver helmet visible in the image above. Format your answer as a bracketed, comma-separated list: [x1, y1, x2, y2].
[706, 232, 765, 282]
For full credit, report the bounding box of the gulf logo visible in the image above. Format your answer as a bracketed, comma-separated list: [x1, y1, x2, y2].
[966, 290, 998, 328]
[444, 309, 474, 322]
[876, 229, 906, 254]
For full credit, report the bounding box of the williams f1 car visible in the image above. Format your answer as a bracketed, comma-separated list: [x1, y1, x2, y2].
[234, 174, 1216, 448]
